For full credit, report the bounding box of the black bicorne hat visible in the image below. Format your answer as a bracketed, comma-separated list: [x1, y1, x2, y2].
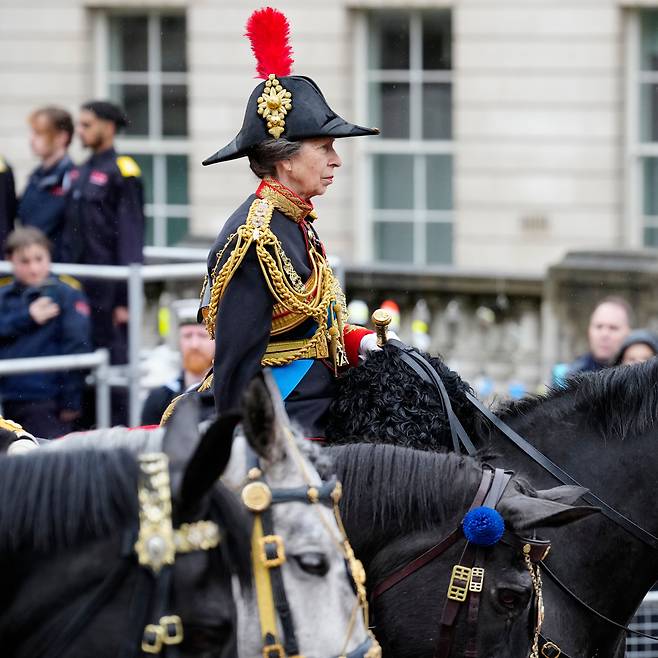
[203, 8, 378, 166]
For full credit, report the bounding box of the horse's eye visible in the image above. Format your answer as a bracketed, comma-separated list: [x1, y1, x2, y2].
[292, 552, 329, 577]
[497, 587, 529, 610]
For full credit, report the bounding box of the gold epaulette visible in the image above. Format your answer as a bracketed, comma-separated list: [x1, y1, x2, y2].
[116, 155, 141, 178]
[0, 276, 13, 288]
[204, 197, 276, 339]
[58, 274, 82, 290]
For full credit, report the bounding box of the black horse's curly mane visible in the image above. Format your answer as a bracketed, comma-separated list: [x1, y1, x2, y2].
[326, 345, 477, 451]
[497, 358, 658, 441]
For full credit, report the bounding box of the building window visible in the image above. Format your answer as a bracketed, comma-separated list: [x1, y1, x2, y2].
[361, 10, 453, 265]
[98, 11, 190, 246]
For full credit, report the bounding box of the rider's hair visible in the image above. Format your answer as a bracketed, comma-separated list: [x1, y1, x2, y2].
[247, 137, 303, 179]
[4, 227, 52, 258]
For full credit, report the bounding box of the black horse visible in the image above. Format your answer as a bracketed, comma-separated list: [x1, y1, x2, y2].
[328, 346, 658, 658]
[329, 442, 594, 658]
[0, 397, 250, 658]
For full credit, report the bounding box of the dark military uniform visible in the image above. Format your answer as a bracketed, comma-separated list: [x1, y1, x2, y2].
[200, 178, 370, 436]
[141, 374, 185, 426]
[0, 274, 92, 437]
[63, 147, 144, 364]
[0, 156, 16, 250]
[17, 155, 74, 261]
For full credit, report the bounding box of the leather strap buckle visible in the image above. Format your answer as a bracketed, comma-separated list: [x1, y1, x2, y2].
[161, 615, 184, 645]
[447, 565, 472, 602]
[142, 624, 164, 654]
[541, 641, 561, 657]
[263, 641, 286, 658]
[469, 567, 485, 593]
[260, 534, 286, 568]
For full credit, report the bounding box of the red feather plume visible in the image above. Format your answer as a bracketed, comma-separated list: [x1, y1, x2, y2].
[245, 7, 294, 79]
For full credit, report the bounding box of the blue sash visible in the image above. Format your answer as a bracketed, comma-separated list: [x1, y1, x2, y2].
[271, 359, 314, 400]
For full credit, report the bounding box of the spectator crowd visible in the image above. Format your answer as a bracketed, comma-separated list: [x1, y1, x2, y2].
[0, 101, 146, 435]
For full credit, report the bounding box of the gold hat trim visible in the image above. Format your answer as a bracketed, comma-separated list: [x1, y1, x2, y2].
[257, 74, 292, 139]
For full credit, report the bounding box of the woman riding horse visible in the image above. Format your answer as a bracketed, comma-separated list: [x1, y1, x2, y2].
[195, 7, 381, 436]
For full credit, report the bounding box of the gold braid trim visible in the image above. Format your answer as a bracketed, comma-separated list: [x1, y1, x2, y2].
[203, 197, 347, 369]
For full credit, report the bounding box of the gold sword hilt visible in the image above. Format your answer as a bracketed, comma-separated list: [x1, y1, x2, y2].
[371, 309, 392, 348]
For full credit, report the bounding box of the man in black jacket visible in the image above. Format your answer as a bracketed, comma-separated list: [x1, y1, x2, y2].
[0, 156, 16, 250]
[64, 101, 145, 423]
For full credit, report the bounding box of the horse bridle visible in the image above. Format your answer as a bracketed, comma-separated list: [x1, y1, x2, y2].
[239, 434, 381, 658]
[370, 466, 551, 658]
[21, 452, 224, 658]
[386, 338, 658, 656]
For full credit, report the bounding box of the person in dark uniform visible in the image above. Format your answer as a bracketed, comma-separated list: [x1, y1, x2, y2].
[63, 100, 145, 424]
[196, 8, 384, 437]
[0, 227, 91, 438]
[17, 107, 75, 261]
[0, 155, 16, 250]
[141, 299, 214, 425]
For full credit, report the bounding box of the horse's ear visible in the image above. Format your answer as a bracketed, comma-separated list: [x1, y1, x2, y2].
[241, 369, 286, 463]
[533, 485, 587, 506]
[497, 489, 599, 530]
[178, 411, 241, 512]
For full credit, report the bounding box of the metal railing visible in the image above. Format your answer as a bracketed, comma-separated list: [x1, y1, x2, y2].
[628, 592, 658, 656]
[0, 259, 207, 427]
[0, 349, 111, 427]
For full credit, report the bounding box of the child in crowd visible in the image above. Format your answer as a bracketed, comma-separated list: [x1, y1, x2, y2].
[0, 227, 91, 437]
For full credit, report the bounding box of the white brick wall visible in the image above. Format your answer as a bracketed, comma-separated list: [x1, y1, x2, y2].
[453, 0, 625, 270]
[0, 0, 650, 274]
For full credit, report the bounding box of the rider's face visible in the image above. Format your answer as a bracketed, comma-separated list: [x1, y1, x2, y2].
[275, 137, 342, 201]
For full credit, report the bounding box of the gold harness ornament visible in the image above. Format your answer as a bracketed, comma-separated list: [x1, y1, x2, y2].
[134, 453, 222, 654]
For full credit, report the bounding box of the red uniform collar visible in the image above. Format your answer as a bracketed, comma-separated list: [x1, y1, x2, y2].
[256, 177, 316, 223]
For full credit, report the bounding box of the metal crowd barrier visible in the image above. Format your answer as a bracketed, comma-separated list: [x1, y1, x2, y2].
[0, 258, 206, 427]
[628, 592, 658, 656]
[0, 349, 110, 427]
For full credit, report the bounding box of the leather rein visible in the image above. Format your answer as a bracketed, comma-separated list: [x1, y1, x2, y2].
[387, 339, 658, 654]
[371, 466, 551, 658]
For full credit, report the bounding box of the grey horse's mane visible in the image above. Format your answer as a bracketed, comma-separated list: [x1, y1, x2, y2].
[43, 427, 164, 454]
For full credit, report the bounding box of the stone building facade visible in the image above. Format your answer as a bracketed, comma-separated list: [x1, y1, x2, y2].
[3, 0, 658, 394]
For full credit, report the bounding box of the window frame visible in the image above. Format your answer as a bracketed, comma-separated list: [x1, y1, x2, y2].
[93, 9, 190, 247]
[354, 9, 454, 266]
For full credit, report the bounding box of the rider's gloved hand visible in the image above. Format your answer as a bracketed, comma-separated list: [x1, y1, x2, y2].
[358, 331, 400, 363]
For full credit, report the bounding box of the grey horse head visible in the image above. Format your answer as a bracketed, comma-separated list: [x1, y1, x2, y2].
[223, 372, 371, 658]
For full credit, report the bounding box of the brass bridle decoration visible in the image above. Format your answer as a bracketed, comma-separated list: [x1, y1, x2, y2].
[240, 427, 381, 658]
[134, 453, 222, 655]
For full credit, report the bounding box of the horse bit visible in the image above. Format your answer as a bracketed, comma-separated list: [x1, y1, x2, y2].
[370, 466, 552, 658]
[239, 426, 381, 658]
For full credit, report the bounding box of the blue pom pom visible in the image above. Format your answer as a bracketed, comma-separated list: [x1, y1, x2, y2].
[462, 507, 505, 546]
